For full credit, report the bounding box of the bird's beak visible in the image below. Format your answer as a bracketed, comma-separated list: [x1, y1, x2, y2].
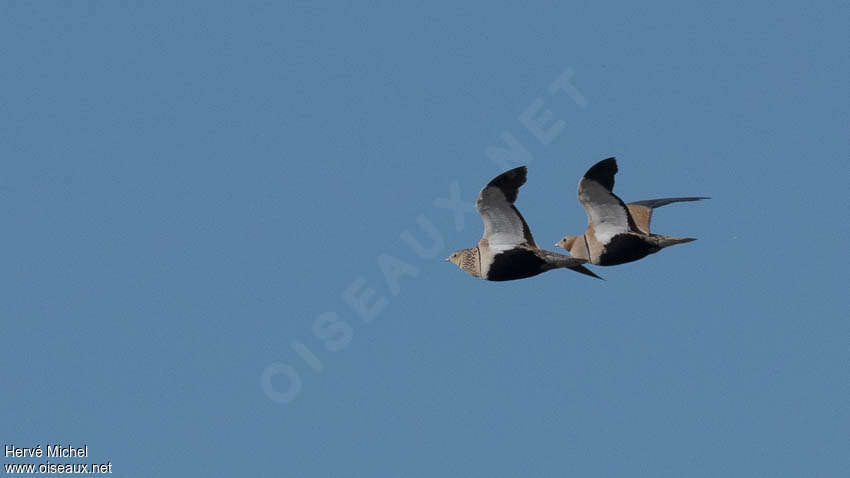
[554, 242, 560, 247]
[444, 257, 450, 262]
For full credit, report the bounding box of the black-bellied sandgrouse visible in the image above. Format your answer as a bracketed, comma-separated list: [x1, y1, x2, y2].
[555, 157, 708, 266]
[447, 166, 601, 281]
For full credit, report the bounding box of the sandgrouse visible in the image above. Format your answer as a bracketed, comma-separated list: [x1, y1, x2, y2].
[555, 157, 708, 266]
[447, 166, 601, 281]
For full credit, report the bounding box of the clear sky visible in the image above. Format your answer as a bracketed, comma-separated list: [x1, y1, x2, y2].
[2, 2, 848, 477]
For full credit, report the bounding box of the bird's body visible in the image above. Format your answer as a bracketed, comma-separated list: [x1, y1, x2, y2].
[556, 158, 707, 266]
[448, 166, 600, 281]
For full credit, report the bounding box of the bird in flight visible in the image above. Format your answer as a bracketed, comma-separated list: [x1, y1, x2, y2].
[447, 166, 601, 281]
[556, 157, 708, 266]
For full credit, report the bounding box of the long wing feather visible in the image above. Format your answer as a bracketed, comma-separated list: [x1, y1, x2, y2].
[629, 197, 710, 209]
[477, 166, 537, 251]
[577, 158, 638, 243]
[627, 197, 710, 234]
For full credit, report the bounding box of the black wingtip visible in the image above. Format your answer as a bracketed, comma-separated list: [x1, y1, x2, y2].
[505, 165, 527, 177]
[492, 165, 527, 181]
[583, 157, 617, 191]
[487, 165, 528, 203]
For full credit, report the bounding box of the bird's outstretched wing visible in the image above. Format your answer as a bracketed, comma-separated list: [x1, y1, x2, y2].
[577, 157, 639, 243]
[627, 197, 710, 234]
[628, 197, 710, 209]
[477, 166, 537, 252]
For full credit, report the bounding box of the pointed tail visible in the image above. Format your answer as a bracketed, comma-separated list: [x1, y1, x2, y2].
[570, 264, 604, 280]
[539, 251, 604, 280]
[652, 235, 697, 248]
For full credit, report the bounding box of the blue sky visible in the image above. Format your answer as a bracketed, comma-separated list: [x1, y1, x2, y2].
[2, 1, 848, 476]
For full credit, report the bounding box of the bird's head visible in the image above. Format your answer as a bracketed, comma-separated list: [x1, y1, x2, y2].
[445, 250, 463, 266]
[555, 235, 578, 251]
[445, 248, 480, 277]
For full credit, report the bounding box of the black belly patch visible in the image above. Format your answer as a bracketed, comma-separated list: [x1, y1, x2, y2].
[598, 234, 658, 266]
[486, 248, 546, 281]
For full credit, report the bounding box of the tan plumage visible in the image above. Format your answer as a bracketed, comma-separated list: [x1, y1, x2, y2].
[447, 166, 601, 281]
